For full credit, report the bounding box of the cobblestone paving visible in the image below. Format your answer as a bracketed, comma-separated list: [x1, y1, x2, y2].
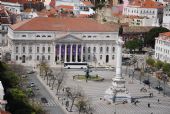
[62, 70, 170, 114]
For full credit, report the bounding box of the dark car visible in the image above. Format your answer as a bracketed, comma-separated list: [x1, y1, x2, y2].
[41, 97, 48, 103]
[143, 80, 150, 85]
[27, 70, 35, 74]
[155, 86, 163, 91]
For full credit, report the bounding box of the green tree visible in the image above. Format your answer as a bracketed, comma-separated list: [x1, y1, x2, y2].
[1, 71, 19, 88]
[162, 63, 170, 74]
[146, 57, 155, 67]
[144, 27, 169, 48]
[155, 60, 164, 70]
[125, 39, 143, 53]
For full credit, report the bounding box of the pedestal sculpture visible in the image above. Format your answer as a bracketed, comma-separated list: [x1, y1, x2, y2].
[104, 37, 131, 103]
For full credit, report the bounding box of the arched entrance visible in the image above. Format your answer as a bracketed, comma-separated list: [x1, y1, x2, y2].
[22, 55, 26, 63]
[106, 55, 109, 63]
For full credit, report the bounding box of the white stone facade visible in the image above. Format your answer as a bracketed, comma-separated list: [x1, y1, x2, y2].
[7, 26, 118, 67]
[0, 1, 23, 14]
[123, 5, 162, 26]
[162, 4, 170, 30]
[155, 32, 170, 63]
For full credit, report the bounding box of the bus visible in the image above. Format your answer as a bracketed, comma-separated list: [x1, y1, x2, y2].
[64, 62, 88, 69]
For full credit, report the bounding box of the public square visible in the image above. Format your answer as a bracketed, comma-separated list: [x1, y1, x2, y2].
[35, 66, 170, 114]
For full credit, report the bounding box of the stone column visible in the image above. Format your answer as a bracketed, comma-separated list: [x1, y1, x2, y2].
[64, 44, 67, 62]
[75, 44, 78, 62]
[59, 44, 61, 62]
[115, 38, 124, 80]
[81, 44, 83, 62]
[70, 44, 72, 62]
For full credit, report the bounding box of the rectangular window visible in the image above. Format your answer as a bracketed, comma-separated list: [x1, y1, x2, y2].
[16, 55, 18, 60]
[37, 55, 39, 61]
[48, 55, 50, 60]
[48, 47, 51, 53]
[100, 55, 102, 60]
[37, 47, 39, 53]
[23, 47, 25, 53]
[100, 47, 103, 53]
[88, 55, 90, 60]
[29, 47, 32, 53]
[16, 47, 18, 53]
[42, 47, 45, 53]
[112, 55, 115, 60]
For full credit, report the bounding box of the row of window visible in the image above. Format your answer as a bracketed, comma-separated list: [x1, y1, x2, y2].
[16, 55, 51, 61]
[156, 39, 170, 46]
[124, 8, 155, 15]
[22, 35, 52, 38]
[86, 54, 114, 61]
[15, 54, 115, 61]
[155, 53, 170, 62]
[85, 46, 115, 53]
[156, 46, 170, 54]
[16, 46, 51, 53]
[82, 35, 110, 38]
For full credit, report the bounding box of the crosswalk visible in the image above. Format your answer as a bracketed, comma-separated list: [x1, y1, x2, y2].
[41, 99, 58, 107]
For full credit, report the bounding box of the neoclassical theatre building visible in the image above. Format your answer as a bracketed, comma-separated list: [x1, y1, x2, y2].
[7, 17, 119, 67]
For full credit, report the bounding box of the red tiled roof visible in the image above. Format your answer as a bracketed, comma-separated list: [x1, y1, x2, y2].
[10, 17, 116, 32]
[129, 0, 164, 8]
[160, 32, 170, 37]
[56, 5, 74, 11]
[0, 0, 44, 4]
[82, 1, 94, 7]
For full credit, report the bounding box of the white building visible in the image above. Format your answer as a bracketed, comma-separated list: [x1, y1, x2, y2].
[0, 1, 23, 14]
[162, 3, 170, 30]
[0, 81, 5, 110]
[155, 32, 170, 63]
[7, 17, 119, 67]
[55, 0, 95, 16]
[122, 0, 163, 26]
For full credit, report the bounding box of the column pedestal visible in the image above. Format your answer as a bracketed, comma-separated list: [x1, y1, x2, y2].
[104, 37, 131, 103]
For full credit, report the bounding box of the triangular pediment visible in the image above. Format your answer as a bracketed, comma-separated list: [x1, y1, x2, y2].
[56, 34, 82, 43]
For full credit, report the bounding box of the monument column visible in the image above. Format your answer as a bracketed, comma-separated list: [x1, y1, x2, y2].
[115, 38, 123, 80]
[104, 37, 131, 103]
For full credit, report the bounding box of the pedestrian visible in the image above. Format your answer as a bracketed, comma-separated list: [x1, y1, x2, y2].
[148, 103, 150, 108]
[158, 99, 160, 103]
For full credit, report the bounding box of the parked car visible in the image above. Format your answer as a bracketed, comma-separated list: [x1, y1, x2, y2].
[30, 82, 35, 87]
[41, 97, 48, 103]
[27, 70, 35, 74]
[155, 86, 163, 91]
[143, 80, 150, 85]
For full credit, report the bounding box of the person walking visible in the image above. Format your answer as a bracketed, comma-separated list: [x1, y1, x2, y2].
[158, 99, 160, 103]
[148, 103, 150, 108]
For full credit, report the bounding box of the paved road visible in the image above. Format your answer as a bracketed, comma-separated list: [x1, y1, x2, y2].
[27, 72, 65, 114]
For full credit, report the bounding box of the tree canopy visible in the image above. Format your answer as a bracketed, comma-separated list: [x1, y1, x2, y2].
[144, 27, 169, 48]
[125, 39, 143, 53]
